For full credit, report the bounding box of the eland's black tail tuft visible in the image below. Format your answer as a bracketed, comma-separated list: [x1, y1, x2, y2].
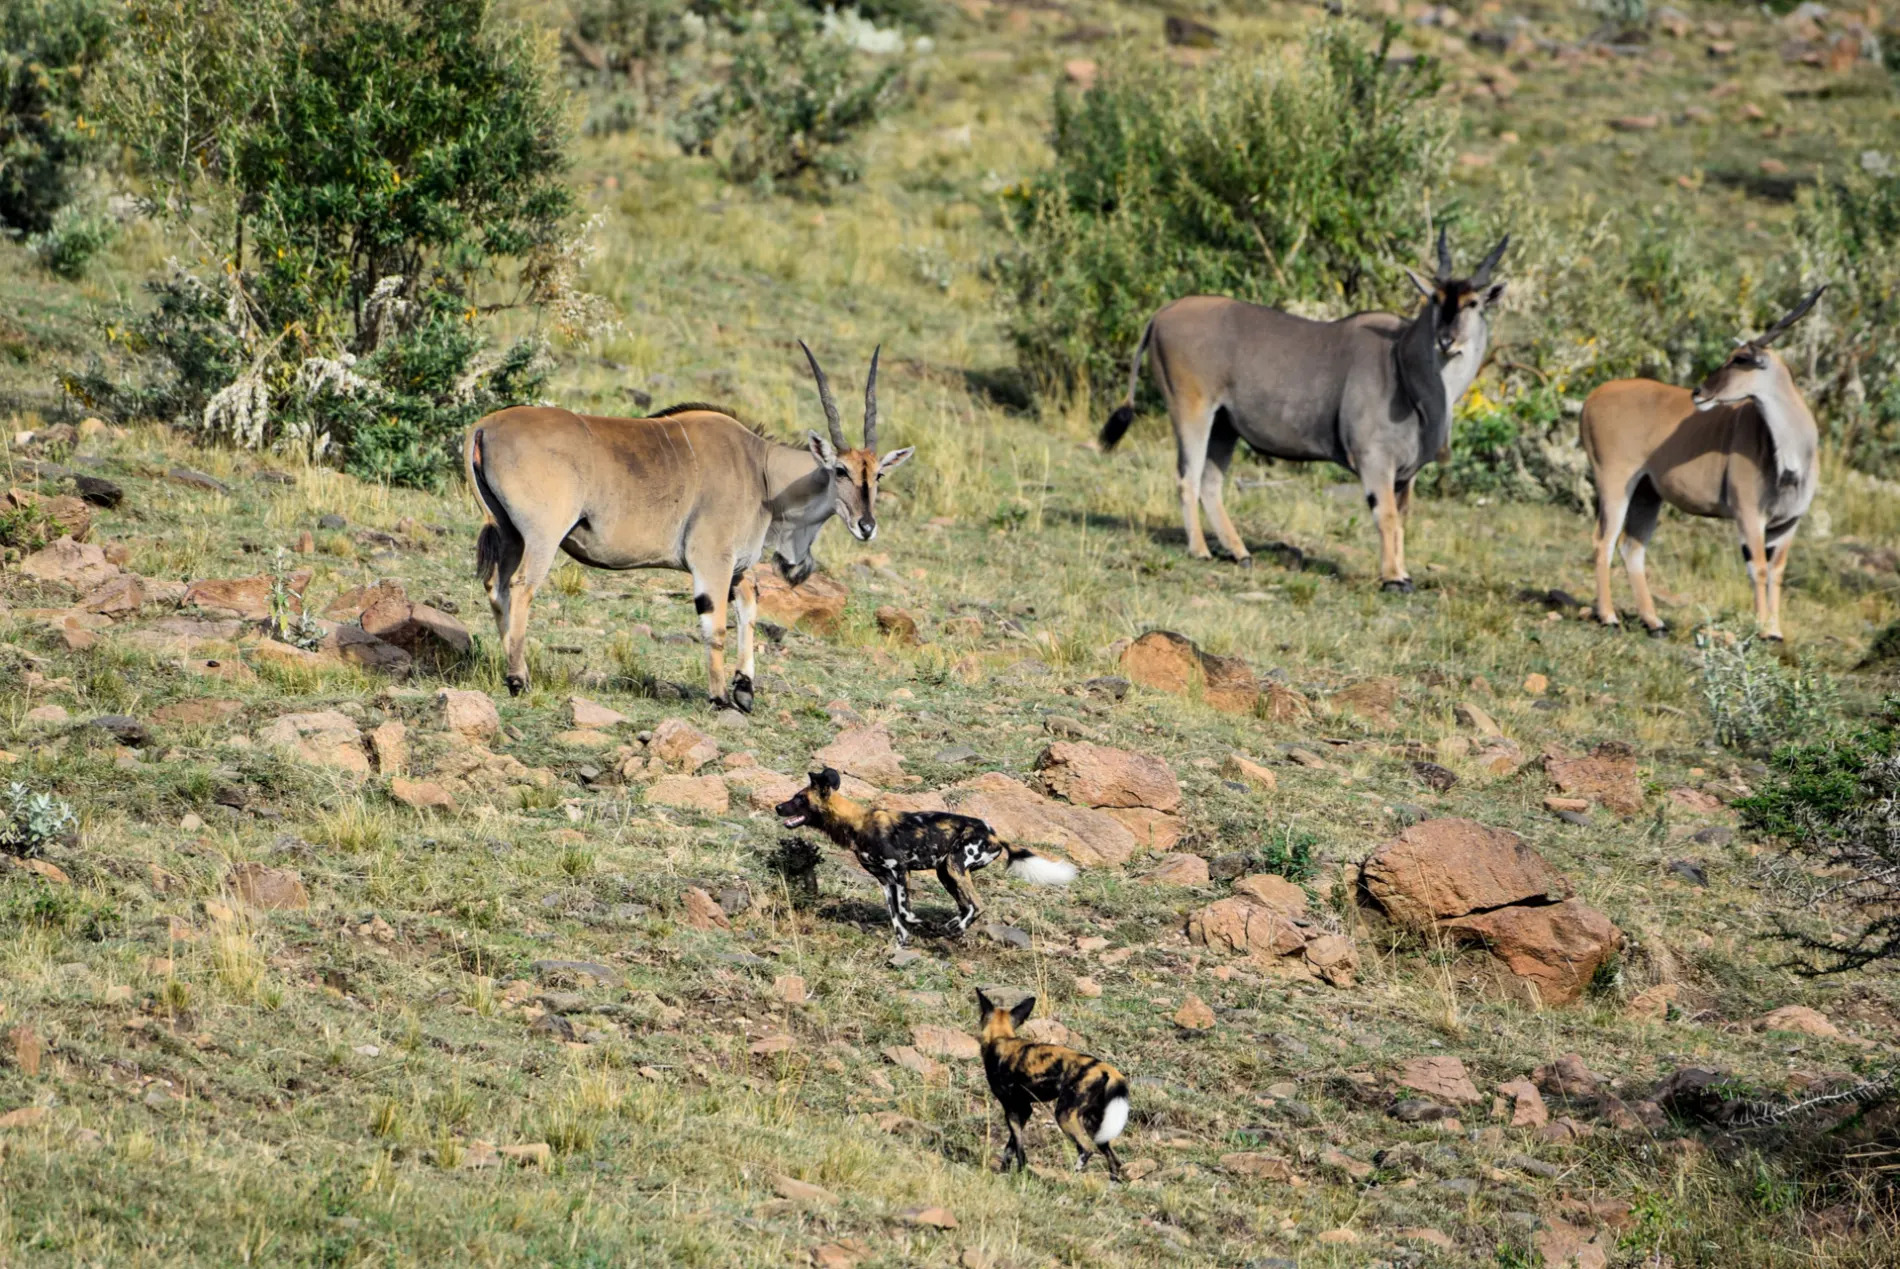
[1099, 318, 1155, 452]
[1100, 404, 1137, 451]
[476, 523, 502, 590]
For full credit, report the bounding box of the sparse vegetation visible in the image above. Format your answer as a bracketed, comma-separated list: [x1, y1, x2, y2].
[1, 782, 76, 859]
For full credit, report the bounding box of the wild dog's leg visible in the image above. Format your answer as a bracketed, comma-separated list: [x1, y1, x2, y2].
[1167, 389, 1218, 560]
[1619, 478, 1667, 635]
[1002, 1101, 1033, 1172]
[685, 544, 738, 708]
[935, 859, 981, 936]
[1198, 410, 1251, 565]
[879, 862, 920, 944]
[1054, 1103, 1095, 1174]
[1362, 465, 1411, 592]
[1592, 475, 1634, 628]
[729, 568, 758, 713]
[1096, 1139, 1125, 1182]
[501, 533, 563, 696]
[1764, 521, 1798, 641]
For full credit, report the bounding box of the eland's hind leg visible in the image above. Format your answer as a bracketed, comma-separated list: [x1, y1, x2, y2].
[1619, 478, 1667, 635]
[1198, 408, 1251, 564]
[1591, 475, 1635, 628]
[685, 543, 739, 709]
[728, 569, 759, 713]
[1165, 388, 1219, 560]
[500, 534, 562, 695]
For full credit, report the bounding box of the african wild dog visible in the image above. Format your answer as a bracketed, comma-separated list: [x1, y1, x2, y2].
[975, 987, 1130, 1180]
[774, 767, 1076, 945]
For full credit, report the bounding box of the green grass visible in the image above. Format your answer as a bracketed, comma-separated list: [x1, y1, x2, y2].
[5, 3, 1900, 1266]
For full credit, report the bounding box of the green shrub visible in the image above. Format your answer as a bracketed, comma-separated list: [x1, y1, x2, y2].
[1696, 627, 1839, 753]
[82, 0, 583, 488]
[1415, 384, 1591, 509]
[26, 203, 114, 277]
[673, 2, 903, 190]
[1, 783, 77, 859]
[998, 21, 1448, 402]
[0, 0, 112, 235]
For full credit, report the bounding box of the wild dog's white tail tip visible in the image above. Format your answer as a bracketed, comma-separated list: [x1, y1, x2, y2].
[1096, 1095, 1129, 1144]
[1008, 853, 1077, 885]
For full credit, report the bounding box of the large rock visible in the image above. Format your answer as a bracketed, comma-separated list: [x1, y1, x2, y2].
[1544, 743, 1645, 817]
[6, 488, 91, 541]
[1395, 1056, 1481, 1104]
[1119, 630, 1260, 715]
[258, 709, 369, 776]
[814, 725, 908, 786]
[80, 574, 144, 618]
[436, 688, 499, 742]
[754, 568, 847, 633]
[1199, 652, 1259, 715]
[317, 622, 413, 675]
[1106, 806, 1186, 851]
[20, 537, 119, 590]
[227, 863, 310, 911]
[185, 570, 310, 621]
[324, 580, 407, 622]
[1035, 741, 1181, 811]
[725, 767, 803, 811]
[360, 594, 471, 664]
[1331, 677, 1401, 726]
[950, 773, 1135, 867]
[1360, 819, 1571, 930]
[1186, 895, 1308, 957]
[1444, 899, 1623, 1006]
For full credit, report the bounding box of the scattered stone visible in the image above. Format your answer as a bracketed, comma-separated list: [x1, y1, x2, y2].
[1533, 1053, 1605, 1100]
[1545, 743, 1645, 817]
[227, 863, 310, 911]
[754, 568, 848, 632]
[896, 1206, 957, 1230]
[984, 921, 1032, 949]
[169, 467, 229, 492]
[1533, 1220, 1608, 1269]
[1757, 1005, 1840, 1039]
[1544, 796, 1589, 814]
[815, 724, 908, 786]
[773, 1174, 838, 1206]
[24, 705, 69, 725]
[646, 775, 729, 814]
[1626, 983, 1679, 1021]
[436, 689, 500, 743]
[1172, 994, 1216, 1030]
[1444, 900, 1623, 1006]
[1690, 825, 1734, 846]
[73, 475, 123, 509]
[1331, 676, 1400, 725]
[390, 778, 457, 813]
[774, 974, 808, 1004]
[259, 709, 369, 776]
[1523, 673, 1549, 695]
[1148, 853, 1209, 886]
[20, 537, 119, 590]
[570, 696, 629, 729]
[184, 571, 308, 621]
[1454, 701, 1503, 736]
[1413, 761, 1458, 792]
[1396, 1056, 1482, 1105]
[90, 714, 151, 747]
[1119, 630, 1257, 713]
[1036, 741, 1180, 810]
[911, 1025, 981, 1060]
[1106, 806, 1186, 851]
[875, 606, 921, 643]
[1316, 1229, 1360, 1246]
[1390, 1098, 1452, 1123]
[7, 488, 91, 541]
[0, 1106, 49, 1130]
[1220, 1152, 1297, 1181]
[1667, 859, 1708, 887]
[1083, 676, 1129, 702]
[649, 717, 720, 772]
[80, 574, 143, 618]
[368, 720, 407, 775]
[1200, 652, 1259, 714]
[1498, 1078, 1549, 1127]
[1222, 752, 1278, 793]
[883, 1046, 948, 1082]
[1164, 12, 1219, 47]
[360, 594, 472, 664]
[681, 887, 731, 930]
[1361, 819, 1570, 929]
[324, 581, 407, 622]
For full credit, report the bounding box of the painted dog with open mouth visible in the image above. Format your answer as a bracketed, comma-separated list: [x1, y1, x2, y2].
[775, 767, 1076, 944]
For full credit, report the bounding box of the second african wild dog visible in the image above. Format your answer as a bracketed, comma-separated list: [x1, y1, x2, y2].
[774, 767, 1076, 945]
[975, 987, 1130, 1180]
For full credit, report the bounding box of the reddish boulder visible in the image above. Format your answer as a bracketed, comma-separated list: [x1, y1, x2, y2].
[951, 773, 1135, 868]
[1545, 743, 1645, 817]
[185, 570, 310, 621]
[360, 594, 472, 664]
[1360, 819, 1570, 929]
[1444, 899, 1623, 1006]
[1035, 741, 1181, 811]
[754, 568, 847, 633]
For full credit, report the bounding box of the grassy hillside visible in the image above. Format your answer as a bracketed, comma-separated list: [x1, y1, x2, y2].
[5, 3, 1900, 1266]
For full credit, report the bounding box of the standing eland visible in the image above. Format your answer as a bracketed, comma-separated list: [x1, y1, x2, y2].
[465, 343, 912, 709]
[1580, 285, 1826, 641]
[1099, 231, 1509, 590]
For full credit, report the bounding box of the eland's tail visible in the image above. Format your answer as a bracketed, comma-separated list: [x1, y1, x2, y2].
[1099, 319, 1155, 452]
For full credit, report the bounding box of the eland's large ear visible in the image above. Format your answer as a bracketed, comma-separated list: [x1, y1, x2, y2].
[1008, 994, 1036, 1028]
[876, 446, 914, 476]
[1403, 268, 1435, 299]
[808, 430, 837, 467]
[1483, 280, 1507, 306]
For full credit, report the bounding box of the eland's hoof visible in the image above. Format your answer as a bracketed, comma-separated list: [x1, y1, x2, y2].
[1762, 631, 1785, 643]
[1236, 555, 1255, 569]
[1380, 578, 1415, 594]
[1646, 623, 1670, 639]
[504, 674, 526, 697]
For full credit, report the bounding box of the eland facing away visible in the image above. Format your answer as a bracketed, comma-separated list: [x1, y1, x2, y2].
[1099, 231, 1509, 590]
[465, 344, 912, 710]
[1580, 285, 1826, 641]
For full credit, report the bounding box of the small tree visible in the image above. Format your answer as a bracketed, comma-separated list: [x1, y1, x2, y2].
[0, 0, 112, 234]
[999, 21, 1449, 402]
[81, 0, 589, 487]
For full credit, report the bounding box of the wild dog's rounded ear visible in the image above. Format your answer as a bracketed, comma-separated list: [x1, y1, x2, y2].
[1008, 995, 1036, 1028]
[816, 767, 842, 792]
[808, 430, 837, 466]
[876, 446, 914, 475]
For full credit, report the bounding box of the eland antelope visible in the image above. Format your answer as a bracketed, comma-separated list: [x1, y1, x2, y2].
[1100, 231, 1508, 589]
[465, 344, 912, 709]
[1580, 285, 1826, 641]
[1109, 230, 1504, 588]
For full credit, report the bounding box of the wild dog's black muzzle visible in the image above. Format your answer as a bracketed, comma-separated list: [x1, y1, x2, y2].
[775, 791, 810, 829]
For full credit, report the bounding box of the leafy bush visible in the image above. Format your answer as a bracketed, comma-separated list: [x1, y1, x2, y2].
[1416, 384, 1592, 509]
[1, 783, 77, 859]
[1697, 627, 1839, 753]
[1737, 708, 1900, 973]
[26, 203, 114, 276]
[81, 0, 585, 487]
[999, 21, 1449, 401]
[0, 0, 112, 234]
[674, 3, 902, 190]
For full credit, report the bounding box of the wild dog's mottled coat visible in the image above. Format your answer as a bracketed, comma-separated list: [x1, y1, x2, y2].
[975, 988, 1130, 1179]
[774, 768, 1075, 944]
